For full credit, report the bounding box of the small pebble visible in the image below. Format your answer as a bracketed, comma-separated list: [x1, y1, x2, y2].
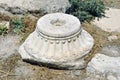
[74, 71, 80, 76]
[108, 35, 118, 41]
[107, 75, 117, 80]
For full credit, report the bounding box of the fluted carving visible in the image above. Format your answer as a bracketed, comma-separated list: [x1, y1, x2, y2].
[19, 13, 94, 69]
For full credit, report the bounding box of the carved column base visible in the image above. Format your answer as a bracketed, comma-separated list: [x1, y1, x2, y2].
[19, 13, 94, 69]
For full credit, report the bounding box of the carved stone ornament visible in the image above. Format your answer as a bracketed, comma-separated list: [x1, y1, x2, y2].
[19, 13, 94, 69]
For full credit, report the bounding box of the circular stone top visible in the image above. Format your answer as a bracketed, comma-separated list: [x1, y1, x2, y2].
[37, 13, 81, 38]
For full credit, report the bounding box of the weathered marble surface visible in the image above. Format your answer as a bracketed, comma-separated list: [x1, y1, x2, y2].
[87, 54, 120, 76]
[87, 44, 120, 80]
[93, 8, 120, 33]
[0, 0, 70, 15]
[19, 13, 94, 69]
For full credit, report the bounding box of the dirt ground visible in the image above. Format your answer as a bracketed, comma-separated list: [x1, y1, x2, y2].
[0, 1, 120, 80]
[0, 21, 120, 80]
[105, 0, 120, 9]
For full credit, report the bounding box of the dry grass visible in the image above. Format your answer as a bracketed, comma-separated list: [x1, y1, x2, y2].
[82, 22, 110, 62]
[104, 0, 120, 8]
[83, 22, 120, 63]
[22, 16, 37, 33]
[20, 16, 38, 43]
[0, 53, 21, 80]
[0, 13, 11, 21]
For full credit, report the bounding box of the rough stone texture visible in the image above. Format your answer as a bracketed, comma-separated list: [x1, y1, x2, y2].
[93, 8, 120, 33]
[0, 34, 21, 60]
[19, 13, 94, 69]
[100, 45, 120, 57]
[107, 75, 118, 80]
[87, 44, 120, 80]
[87, 53, 120, 78]
[0, 0, 70, 16]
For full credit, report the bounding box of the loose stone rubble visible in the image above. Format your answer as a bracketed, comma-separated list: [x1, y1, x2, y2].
[0, 0, 70, 15]
[19, 13, 94, 69]
[86, 43, 120, 80]
[87, 53, 120, 80]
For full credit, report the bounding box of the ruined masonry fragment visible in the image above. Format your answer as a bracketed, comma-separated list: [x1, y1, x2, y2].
[19, 13, 94, 69]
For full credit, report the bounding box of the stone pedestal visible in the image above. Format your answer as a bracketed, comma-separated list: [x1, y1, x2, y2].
[19, 13, 94, 69]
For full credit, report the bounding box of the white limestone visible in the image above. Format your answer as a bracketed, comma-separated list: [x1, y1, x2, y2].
[19, 13, 94, 69]
[87, 53, 120, 74]
[107, 75, 117, 80]
[93, 8, 120, 33]
[0, 0, 70, 14]
[108, 35, 118, 41]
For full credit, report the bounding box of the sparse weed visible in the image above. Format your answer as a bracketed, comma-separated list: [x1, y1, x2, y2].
[66, 0, 107, 22]
[0, 25, 8, 35]
[11, 18, 25, 34]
